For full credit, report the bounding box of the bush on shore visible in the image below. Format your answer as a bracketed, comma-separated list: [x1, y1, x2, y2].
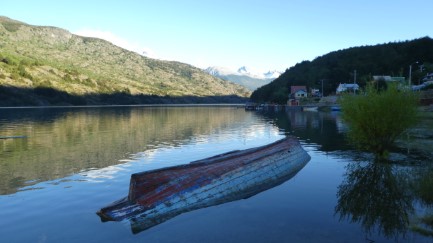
[339, 84, 419, 159]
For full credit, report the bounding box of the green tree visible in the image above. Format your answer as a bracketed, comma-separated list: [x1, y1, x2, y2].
[339, 84, 419, 159]
[270, 87, 288, 104]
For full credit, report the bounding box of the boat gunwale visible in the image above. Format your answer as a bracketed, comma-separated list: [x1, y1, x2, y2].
[127, 137, 299, 202]
[131, 137, 296, 179]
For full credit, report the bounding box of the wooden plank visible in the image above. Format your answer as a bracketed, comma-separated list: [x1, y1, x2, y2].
[97, 136, 311, 232]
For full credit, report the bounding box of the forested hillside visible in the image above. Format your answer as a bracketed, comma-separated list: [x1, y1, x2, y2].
[0, 16, 250, 106]
[251, 37, 433, 103]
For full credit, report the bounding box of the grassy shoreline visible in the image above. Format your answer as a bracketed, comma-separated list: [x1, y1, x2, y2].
[0, 103, 246, 109]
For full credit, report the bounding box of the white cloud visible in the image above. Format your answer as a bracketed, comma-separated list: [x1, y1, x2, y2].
[73, 29, 157, 58]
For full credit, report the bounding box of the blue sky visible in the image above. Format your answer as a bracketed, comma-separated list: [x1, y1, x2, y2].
[2, 0, 432, 72]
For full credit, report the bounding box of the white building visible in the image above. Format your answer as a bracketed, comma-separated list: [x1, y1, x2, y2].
[294, 89, 308, 98]
[336, 83, 359, 94]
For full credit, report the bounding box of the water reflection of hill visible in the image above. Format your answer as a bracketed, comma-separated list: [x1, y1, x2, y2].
[257, 111, 351, 151]
[0, 107, 257, 195]
[256, 110, 433, 239]
[257, 110, 433, 157]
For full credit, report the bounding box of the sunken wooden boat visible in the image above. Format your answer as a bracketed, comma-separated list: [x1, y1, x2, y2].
[97, 136, 310, 233]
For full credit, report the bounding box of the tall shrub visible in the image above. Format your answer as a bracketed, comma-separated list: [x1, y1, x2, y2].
[339, 84, 419, 159]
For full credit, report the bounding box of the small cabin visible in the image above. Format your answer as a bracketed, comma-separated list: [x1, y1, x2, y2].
[294, 89, 307, 98]
[373, 75, 406, 83]
[336, 83, 359, 94]
[287, 85, 308, 106]
[310, 88, 321, 97]
[290, 86, 307, 98]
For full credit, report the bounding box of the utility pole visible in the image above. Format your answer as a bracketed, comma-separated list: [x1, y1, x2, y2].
[409, 61, 418, 87]
[354, 70, 357, 84]
[349, 70, 357, 94]
[321, 79, 324, 97]
[409, 64, 412, 86]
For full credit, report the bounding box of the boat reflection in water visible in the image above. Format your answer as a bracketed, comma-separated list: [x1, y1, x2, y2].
[97, 136, 311, 234]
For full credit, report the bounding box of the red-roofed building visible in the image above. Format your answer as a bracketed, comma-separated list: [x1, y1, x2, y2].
[288, 85, 307, 106]
[290, 86, 307, 99]
[291, 86, 306, 94]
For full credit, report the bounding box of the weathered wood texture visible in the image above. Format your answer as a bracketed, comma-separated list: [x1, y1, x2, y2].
[97, 136, 310, 233]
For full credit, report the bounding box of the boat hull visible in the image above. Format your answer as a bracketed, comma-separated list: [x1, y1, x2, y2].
[97, 136, 310, 233]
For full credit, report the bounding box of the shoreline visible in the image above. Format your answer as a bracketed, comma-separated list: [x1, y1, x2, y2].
[0, 103, 246, 109]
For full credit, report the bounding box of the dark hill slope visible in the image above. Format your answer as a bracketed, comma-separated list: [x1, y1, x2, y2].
[251, 37, 433, 103]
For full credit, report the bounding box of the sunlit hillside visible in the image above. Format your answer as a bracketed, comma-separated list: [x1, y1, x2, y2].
[0, 16, 250, 105]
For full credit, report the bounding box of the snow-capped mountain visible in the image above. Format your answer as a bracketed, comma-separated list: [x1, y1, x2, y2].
[204, 66, 282, 90]
[263, 70, 282, 79]
[237, 66, 250, 75]
[205, 66, 236, 76]
[205, 66, 282, 80]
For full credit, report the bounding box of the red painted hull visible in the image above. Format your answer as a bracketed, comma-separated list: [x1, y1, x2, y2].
[97, 136, 310, 233]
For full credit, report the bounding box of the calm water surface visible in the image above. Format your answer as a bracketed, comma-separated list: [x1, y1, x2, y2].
[0, 107, 432, 242]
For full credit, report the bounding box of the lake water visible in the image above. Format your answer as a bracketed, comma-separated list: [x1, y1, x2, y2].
[0, 106, 432, 242]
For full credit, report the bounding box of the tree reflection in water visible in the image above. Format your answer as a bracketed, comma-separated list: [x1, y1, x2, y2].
[256, 109, 433, 239]
[411, 166, 433, 237]
[335, 161, 413, 238]
[416, 167, 433, 206]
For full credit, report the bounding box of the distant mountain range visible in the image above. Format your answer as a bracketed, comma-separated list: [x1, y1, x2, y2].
[204, 66, 282, 90]
[0, 16, 250, 106]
